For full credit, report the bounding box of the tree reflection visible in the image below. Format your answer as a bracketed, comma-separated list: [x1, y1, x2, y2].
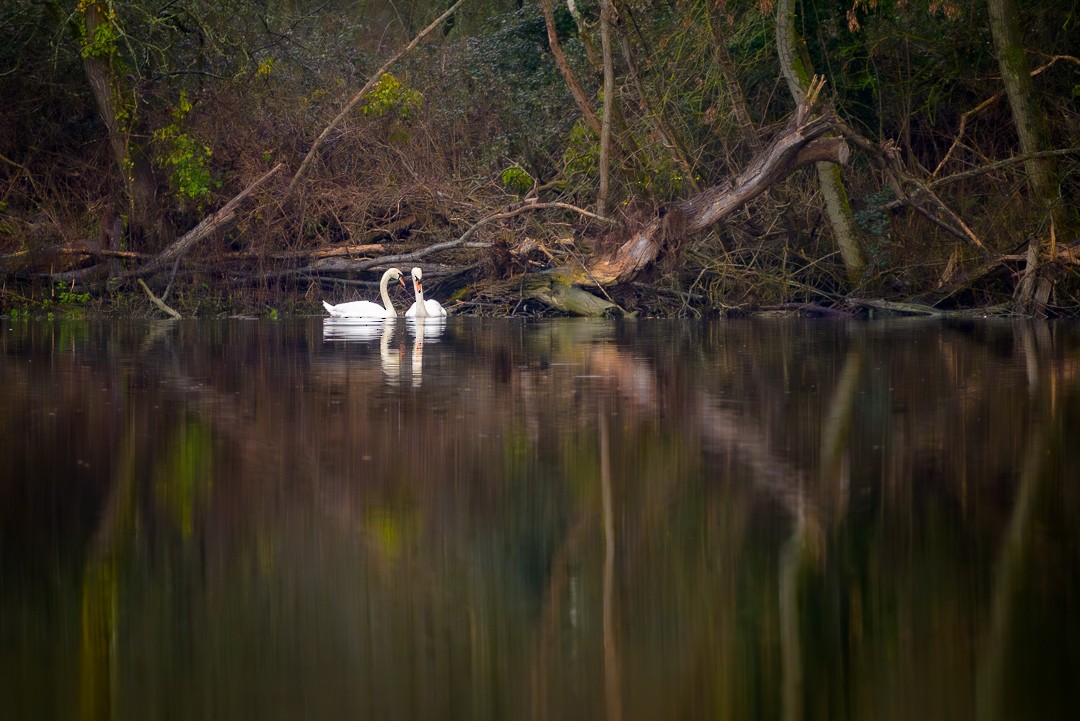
[2, 318, 1080, 720]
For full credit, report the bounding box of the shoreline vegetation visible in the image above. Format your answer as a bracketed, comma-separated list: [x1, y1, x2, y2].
[1, 0, 1077, 319]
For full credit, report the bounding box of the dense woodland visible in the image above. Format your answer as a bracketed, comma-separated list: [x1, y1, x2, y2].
[0, 0, 1077, 317]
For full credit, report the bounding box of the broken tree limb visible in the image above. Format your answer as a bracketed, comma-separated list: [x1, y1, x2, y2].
[284, 0, 464, 200]
[137, 163, 284, 276]
[273, 243, 385, 260]
[847, 297, 1010, 318]
[582, 104, 849, 287]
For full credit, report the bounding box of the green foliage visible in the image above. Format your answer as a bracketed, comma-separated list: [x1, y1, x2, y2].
[153, 92, 218, 205]
[362, 73, 423, 119]
[56, 285, 90, 307]
[42, 282, 90, 309]
[629, 147, 687, 200]
[501, 166, 533, 194]
[3, 0, 1079, 307]
[77, 1, 119, 60]
[561, 121, 598, 179]
[26, 283, 93, 319]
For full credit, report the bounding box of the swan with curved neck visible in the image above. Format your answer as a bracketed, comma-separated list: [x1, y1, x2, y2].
[404, 267, 448, 318]
[322, 267, 405, 318]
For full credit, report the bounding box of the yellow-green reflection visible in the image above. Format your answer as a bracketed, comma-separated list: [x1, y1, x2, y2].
[1, 317, 1079, 721]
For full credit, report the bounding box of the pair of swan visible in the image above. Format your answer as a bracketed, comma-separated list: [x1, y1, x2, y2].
[322, 267, 447, 319]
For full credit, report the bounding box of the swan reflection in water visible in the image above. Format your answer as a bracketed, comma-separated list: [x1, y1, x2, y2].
[406, 317, 447, 388]
[322, 317, 403, 385]
[322, 317, 447, 387]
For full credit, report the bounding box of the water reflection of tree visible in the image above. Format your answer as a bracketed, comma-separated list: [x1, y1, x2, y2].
[3, 319, 1080, 719]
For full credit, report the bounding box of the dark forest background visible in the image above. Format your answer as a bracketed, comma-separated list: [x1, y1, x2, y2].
[0, 0, 1077, 316]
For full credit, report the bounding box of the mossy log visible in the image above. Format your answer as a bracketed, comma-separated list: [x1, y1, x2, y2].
[522, 274, 623, 317]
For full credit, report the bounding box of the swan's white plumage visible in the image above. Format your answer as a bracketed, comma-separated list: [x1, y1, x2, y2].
[404, 267, 448, 318]
[322, 268, 404, 318]
[405, 299, 447, 318]
[323, 299, 393, 318]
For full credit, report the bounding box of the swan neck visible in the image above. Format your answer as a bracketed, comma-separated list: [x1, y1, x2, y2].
[414, 279, 428, 317]
[380, 270, 395, 314]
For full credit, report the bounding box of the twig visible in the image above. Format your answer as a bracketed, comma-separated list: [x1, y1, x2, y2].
[162, 255, 182, 301]
[308, 201, 606, 273]
[932, 56, 1078, 178]
[928, 147, 1080, 189]
[1, 247, 147, 262]
[833, 118, 989, 253]
[137, 278, 182, 319]
[931, 93, 1001, 179]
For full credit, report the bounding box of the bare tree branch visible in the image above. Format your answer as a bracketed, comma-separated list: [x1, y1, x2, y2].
[284, 0, 464, 199]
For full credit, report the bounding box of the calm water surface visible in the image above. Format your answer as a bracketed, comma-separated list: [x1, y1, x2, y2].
[2, 317, 1078, 720]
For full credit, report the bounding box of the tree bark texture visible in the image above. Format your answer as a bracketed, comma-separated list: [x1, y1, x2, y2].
[776, 0, 866, 283]
[987, 0, 1066, 314]
[80, 0, 155, 241]
[597, 0, 616, 217]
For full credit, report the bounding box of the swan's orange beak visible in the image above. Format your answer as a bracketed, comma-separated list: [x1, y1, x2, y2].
[397, 276, 406, 288]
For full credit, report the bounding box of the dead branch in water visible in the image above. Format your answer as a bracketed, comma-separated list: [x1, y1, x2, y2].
[137, 278, 182, 319]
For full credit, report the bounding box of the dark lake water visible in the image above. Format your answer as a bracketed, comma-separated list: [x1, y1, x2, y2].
[2, 317, 1079, 720]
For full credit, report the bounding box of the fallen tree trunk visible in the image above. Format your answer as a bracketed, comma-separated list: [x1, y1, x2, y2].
[578, 83, 849, 287]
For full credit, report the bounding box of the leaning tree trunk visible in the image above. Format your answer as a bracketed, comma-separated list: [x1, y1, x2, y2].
[80, 0, 156, 246]
[987, 0, 1067, 315]
[571, 82, 848, 289]
[776, 0, 866, 284]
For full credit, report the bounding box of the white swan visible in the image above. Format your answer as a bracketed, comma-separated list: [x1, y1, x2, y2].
[322, 267, 405, 318]
[404, 267, 448, 318]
